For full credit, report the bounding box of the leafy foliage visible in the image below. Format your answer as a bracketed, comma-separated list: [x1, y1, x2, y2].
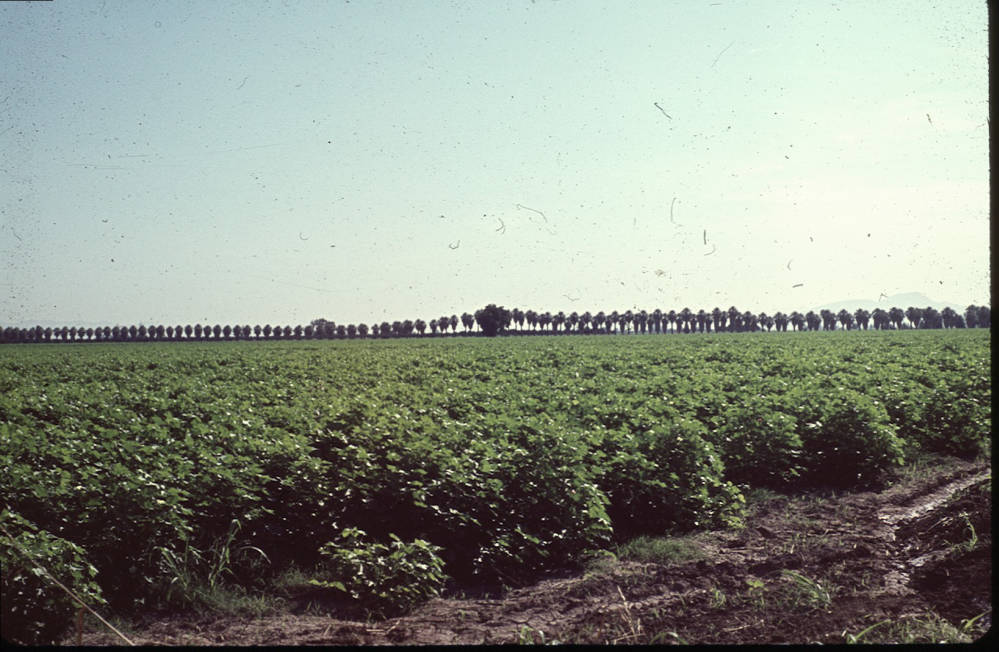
[310, 528, 446, 618]
[0, 329, 989, 627]
[1, 509, 106, 645]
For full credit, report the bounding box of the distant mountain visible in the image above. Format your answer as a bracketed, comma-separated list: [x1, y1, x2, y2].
[812, 292, 969, 314]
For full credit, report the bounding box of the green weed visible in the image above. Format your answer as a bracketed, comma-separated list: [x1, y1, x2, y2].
[845, 612, 986, 644]
[843, 619, 890, 643]
[780, 569, 833, 610]
[516, 625, 559, 645]
[615, 535, 705, 565]
[709, 586, 726, 608]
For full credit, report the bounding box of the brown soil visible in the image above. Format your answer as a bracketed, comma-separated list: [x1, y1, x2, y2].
[67, 455, 992, 646]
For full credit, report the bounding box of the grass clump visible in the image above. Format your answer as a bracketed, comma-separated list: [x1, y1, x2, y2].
[615, 535, 705, 565]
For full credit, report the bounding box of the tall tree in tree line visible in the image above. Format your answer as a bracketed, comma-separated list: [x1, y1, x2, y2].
[553, 311, 566, 333]
[921, 306, 942, 329]
[607, 311, 619, 334]
[888, 307, 904, 330]
[593, 311, 606, 334]
[836, 309, 854, 330]
[567, 311, 579, 333]
[474, 304, 511, 337]
[819, 310, 835, 331]
[679, 308, 692, 333]
[633, 310, 645, 334]
[854, 309, 870, 330]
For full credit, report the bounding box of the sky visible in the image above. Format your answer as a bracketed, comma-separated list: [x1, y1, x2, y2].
[1, 0, 990, 329]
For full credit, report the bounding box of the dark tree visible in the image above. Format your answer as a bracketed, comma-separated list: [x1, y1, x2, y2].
[461, 312, 475, 332]
[889, 307, 905, 330]
[634, 310, 646, 334]
[680, 308, 693, 333]
[474, 304, 512, 337]
[854, 309, 870, 330]
[593, 311, 606, 333]
[727, 306, 741, 332]
[964, 305, 980, 328]
[512, 309, 525, 332]
[525, 310, 538, 332]
[712, 307, 725, 333]
[921, 307, 942, 329]
[976, 305, 990, 327]
[820, 310, 836, 331]
[539, 311, 552, 332]
[805, 311, 821, 331]
[870, 308, 889, 330]
[567, 311, 579, 333]
[773, 312, 787, 332]
[554, 311, 566, 334]
[787, 311, 802, 331]
[836, 309, 854, 330]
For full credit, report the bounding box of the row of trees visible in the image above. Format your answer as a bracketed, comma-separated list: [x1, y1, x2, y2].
[1, 305, 990, 344]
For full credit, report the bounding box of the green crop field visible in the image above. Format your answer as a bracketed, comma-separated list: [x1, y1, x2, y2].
[1, 329, 991, 643]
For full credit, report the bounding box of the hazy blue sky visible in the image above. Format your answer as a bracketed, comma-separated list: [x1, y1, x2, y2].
[1, 0, 989, 328]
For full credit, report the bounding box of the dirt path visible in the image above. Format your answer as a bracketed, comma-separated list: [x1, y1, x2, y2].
[69, 455, 991, 645]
